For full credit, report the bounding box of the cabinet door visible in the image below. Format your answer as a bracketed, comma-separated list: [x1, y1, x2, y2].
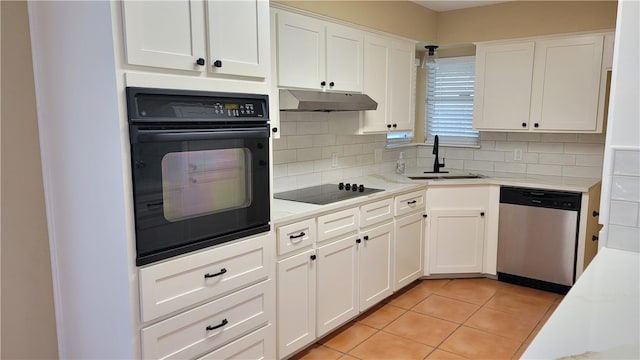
[206, 0, 269, 78]
[473, 42, 535, 130]
[530, 35, 604, 131]
[388, 39, 415, 131]
[429, 209, 485, 274]
[276, 11, 325, 89]
[394, 212, 424, 290]
[316, 234, 359, 337]
[362, 33, 390, 133]
[326, 24, 364, 92]
[277, 250, 316, 359]
[122, 0, 206, 72]
[277, 250, 316, 358]
[359, 222, 394, 311]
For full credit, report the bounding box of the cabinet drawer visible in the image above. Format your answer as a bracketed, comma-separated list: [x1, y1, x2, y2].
[139, 233, 271, 323]
[197, 324, 275, 360]
[141, 280, 271, 360]
[277, 219, 316, 256]
[360, 197, 394, 228]
[395, 190, 425, 217]
[317, 207, 359, 242]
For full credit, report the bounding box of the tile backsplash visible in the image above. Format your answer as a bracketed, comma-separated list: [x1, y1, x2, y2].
[272, 112, 606, 192]
[606, 149, 640, 252]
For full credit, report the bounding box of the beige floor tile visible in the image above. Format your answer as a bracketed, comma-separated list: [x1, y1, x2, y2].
[387, 284, 434, 309]
[349, 331, 434, 360]
[384, 311, 458, 347]
[439, 326, 521, 359]
[413, 294, 480, 323]
[338, 355, 360, 360]
[435, 278, 501, 305]
[465, 307, 537, 342]
[426, 349, 469, 359]
[356, 303, 406, 329]
[320, 322, 377, 353]
[484, 292, 552, 322]
[290, 344, 343, 360]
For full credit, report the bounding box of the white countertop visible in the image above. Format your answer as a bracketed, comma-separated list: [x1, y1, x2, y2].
[523, 247, 640, 359]
[271, 170, 601, 225]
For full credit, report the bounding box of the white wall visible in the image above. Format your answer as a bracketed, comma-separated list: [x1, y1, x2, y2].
[599, 0, 640, 252]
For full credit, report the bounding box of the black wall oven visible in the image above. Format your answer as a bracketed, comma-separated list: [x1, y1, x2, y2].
[127, 87, 270, 266]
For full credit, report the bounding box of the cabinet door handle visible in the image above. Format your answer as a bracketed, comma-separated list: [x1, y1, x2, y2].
[195, 57, 205, 66]
[272, 127, 278, 133]
[592, 235, 599, 241]
[213, 60, 222, 68]
[480, 212, 485, 217]
[387, 124, 392, 129]
[423, 214, 428, 218]
[521, 122, 527, 127]
[407, 200, 417, 205]
[363, 235, 369, 241]
[310, 254, 317, 261]
[289, 232, 305, 239]
[392, 123, 397, 128]
[356, 238, 361, 244]
[592, 210, 599, 217]
[534, 123, 539, 128]
[329, 81, 335, 87]
[204, 268, 227, 278]
[206, 318, 228, 331]
[320, 81, 326, 86]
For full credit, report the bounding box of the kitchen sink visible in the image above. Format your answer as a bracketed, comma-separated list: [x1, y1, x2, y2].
[407, 173, 486, 180]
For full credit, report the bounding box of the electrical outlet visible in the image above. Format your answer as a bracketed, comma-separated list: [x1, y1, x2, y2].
[514, 149, 523, 161]
[374, 148, 382, 162]
[331, 152, 338, 167]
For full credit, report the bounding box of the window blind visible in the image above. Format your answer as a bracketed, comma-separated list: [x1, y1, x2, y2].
[425, 56, 478, 147]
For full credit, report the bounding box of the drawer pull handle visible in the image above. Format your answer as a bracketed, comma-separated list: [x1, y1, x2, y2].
[206, 318, 228, 331]
[593, 210, 599, 217]
[363, 235, 369, 241]
[592, 235, 599, 241]
[407, 200, 417, 205]
[289, 232, 305, 241]
[204, 268, 227, 278]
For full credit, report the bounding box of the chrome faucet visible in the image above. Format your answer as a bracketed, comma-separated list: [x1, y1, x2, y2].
[432, 135, 446, 173]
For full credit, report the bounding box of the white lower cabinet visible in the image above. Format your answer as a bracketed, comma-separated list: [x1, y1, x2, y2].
[358, 221, 394, 311]
[425, 186, 497, 275]
[394, 212, 424, 290]
[138, 233, 276, 360]
[276, 249, 316, 359]
[316, 233, 359, 337]
[428, 209, 485, 274]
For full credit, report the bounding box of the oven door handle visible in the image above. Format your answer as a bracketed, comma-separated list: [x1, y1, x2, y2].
[135, 128, 269, 142]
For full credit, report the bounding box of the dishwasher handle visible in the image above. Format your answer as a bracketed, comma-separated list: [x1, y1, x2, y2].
[500, 186, 581, 211]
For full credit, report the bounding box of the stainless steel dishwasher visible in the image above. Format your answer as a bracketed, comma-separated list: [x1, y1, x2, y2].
[497, 186, 581, 294]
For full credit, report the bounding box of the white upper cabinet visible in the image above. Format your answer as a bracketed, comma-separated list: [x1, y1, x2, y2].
[529, 35, 604, 131]
[361, 33, 415, 133]
[473, 41, 535, 131]
[275, 10, 363, 92]
[122, 0, 269, 79]
[474, 33, 611, 133]
[122, 0, 206, 72]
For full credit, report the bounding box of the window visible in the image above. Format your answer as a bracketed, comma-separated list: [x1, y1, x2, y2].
[425, 56, 478, 147]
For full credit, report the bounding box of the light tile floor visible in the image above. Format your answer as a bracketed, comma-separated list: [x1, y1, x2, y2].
[291, 278, 562, 360]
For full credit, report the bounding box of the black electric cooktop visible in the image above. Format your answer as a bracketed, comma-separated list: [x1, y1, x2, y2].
[274, 183, 384, 205]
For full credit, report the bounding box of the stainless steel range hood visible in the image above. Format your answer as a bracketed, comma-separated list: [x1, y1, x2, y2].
[279, 89, 378, 112]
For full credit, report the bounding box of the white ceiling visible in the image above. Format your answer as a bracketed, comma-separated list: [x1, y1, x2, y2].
[412, 1, 510, 12]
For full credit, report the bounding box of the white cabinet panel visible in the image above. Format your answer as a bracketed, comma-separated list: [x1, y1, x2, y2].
[277, 249, 316, 358]
[394, 212, 424, 290]
[326, 24, 364, 92]
[139, 234, 270, 323]
[388, 40, 415, 131]
[360, 197, 394, 228]
[317, 207, 359, 242]
[122, 0, 206, 72]
[141, 281, 270, 360]
[473, 41, 535, 131]
[197, 324, 275, 360]
[395, 190, 426, 217]
[359, 222, 394, 311]
[429, 209, 485, 274]
[530, 35, 604, 131]
[277, 218, 316, 256]
[316, 234, 359, 337]
[206, 0, 269, 78]
[361, 33, 390, 133]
